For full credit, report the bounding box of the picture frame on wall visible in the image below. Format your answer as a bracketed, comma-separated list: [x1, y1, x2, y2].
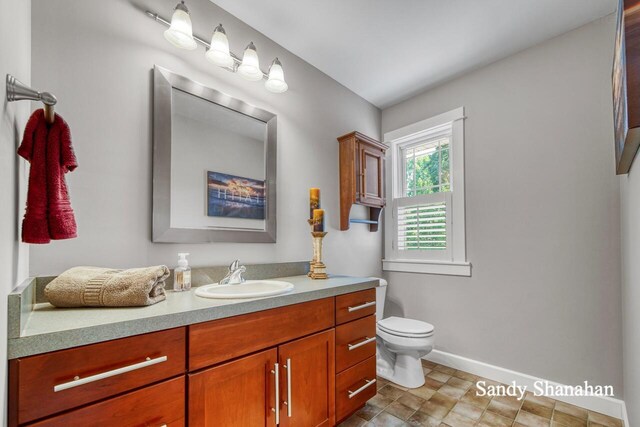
[613, 0, 640, 174]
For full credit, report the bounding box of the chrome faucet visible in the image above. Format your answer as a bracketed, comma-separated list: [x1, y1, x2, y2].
[219, 260, 246, 285]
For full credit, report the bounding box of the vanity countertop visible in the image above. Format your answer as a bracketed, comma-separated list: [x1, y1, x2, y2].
[8, 275, 378, 359]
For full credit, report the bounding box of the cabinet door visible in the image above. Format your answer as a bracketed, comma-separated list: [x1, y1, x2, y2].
[279, 330, 335, 427]
[359, 143, 385, 206]
[189, 348, 278, 427]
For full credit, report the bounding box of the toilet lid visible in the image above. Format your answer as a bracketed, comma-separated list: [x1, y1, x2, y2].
[378, 316, 434, 337]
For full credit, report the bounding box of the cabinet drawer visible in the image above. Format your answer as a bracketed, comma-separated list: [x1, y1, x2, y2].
[336, 315, 376, 373]
[336, 356, 377, 422]
[190, 298, 335, 370]
[336, 289, 376, 325]
[28, 376, 185, 427]
[13, 328, 186, 424]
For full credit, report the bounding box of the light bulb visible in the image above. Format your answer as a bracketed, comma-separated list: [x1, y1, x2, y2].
[238, 42, 263, 81]
[205, 24, 234, 68]
[265, 58, 288, 93]
[164, 1, 197, 50]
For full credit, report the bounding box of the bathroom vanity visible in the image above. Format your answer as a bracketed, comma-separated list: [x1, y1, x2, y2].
[7, 275, 378, 427]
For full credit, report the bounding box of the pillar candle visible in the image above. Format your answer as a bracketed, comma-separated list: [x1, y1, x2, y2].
[309, 188, 320, 219]
[313, 209, 325, 232]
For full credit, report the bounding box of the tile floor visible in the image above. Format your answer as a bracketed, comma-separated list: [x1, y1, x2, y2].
[338, 360, 624, 427]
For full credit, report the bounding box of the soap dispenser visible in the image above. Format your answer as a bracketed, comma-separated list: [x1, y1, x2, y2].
[174, 253, 192, 292]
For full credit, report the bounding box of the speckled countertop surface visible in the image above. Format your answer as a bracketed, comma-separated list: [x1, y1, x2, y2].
[8, 275, 378, 359]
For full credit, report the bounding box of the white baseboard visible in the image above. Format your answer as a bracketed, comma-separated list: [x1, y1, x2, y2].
[424, 349, 626, 421]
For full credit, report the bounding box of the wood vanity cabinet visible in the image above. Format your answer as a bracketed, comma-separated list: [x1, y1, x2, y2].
[338, 131, 387, 232]
[9, 289, 376, 427]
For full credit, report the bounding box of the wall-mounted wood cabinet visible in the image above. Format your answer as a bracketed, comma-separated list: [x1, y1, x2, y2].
[338, 132, 387, 231]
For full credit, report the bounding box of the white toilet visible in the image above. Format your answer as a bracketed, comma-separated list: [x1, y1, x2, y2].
[375, 278, 435, 389]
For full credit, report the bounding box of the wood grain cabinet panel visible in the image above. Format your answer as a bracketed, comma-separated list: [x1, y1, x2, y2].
[279, 330, 335, 427]
[335, 289, 376, 325]
[189, 298, 335, 370]
[27, 376, 185, 427]
[359, 143, 385, 206]
[336, 315, 377, 373]
[189, 348, 278, 427]
[336, 356, 377, 423]
[12, 328, 186, 425]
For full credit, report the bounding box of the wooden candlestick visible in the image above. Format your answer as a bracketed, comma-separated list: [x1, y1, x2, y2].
[307, 219, 328, 279]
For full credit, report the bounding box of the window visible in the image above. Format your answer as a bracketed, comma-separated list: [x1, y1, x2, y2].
[383, 107, 470, 276]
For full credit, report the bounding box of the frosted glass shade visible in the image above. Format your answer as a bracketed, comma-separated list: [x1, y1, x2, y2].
[265, 58, 288, 93]
[238, 42, 263, 81]
[164, 3, 197, 50]
[206, 24, 234, 68]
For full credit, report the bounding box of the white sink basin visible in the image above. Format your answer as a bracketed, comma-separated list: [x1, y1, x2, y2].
[195, 280, 294, 299]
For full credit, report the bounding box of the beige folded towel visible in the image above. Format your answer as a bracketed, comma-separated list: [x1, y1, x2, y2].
[45, 266, 170, 307]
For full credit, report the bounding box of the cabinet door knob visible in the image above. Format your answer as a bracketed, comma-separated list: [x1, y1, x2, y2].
[283, 358, 292, 418]
[271, 363, 280, 425]
[53, 356, 168, 393]
[348, 378, 377, 399]
[347, 301, 376, 312]
[348, 336, 376, 351]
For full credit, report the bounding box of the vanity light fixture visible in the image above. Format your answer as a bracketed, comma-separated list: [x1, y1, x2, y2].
[205, 24, 234, 68]
[265, 58, 289, 93]
[146, 2, 288, 93]
[163, 1, 197, 50]
[238, 42, 263, 81]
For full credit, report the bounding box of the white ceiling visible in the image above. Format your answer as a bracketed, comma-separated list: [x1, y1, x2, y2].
[212, 0, 617, 109]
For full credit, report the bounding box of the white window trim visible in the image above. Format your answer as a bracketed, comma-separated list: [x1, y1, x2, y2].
[382, 107, 470, 277]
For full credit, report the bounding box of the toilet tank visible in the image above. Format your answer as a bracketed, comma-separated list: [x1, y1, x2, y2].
[375, 278, 387, 321]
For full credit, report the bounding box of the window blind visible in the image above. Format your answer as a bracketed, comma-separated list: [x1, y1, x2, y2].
[396, 200, 447, 251]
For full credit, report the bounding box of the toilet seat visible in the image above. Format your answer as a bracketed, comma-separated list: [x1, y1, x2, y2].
[378, 316, 434, 338]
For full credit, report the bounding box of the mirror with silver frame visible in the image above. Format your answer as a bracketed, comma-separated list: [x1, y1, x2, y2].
[153, 66, 276, 243]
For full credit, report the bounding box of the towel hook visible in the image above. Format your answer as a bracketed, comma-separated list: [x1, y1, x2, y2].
[6, 74, 57, 124]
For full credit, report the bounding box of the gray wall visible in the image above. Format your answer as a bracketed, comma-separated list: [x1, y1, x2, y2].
[621, 156, 640, 421]
[381, 16, 623, 394]
[29, 0, 381, 276]
[0, 0, 30, 422]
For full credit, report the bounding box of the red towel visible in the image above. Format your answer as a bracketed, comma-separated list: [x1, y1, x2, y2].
[18, 109, 78, 244]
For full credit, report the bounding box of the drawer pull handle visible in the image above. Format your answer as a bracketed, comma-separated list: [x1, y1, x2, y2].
[271, 363, 280, 425]
[53, 356, 168, 392]
[348, 336, 376, 351]
[348, 378, 376, 399]
[283, 358, 292, 417]
[347, 301, 376, 312]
